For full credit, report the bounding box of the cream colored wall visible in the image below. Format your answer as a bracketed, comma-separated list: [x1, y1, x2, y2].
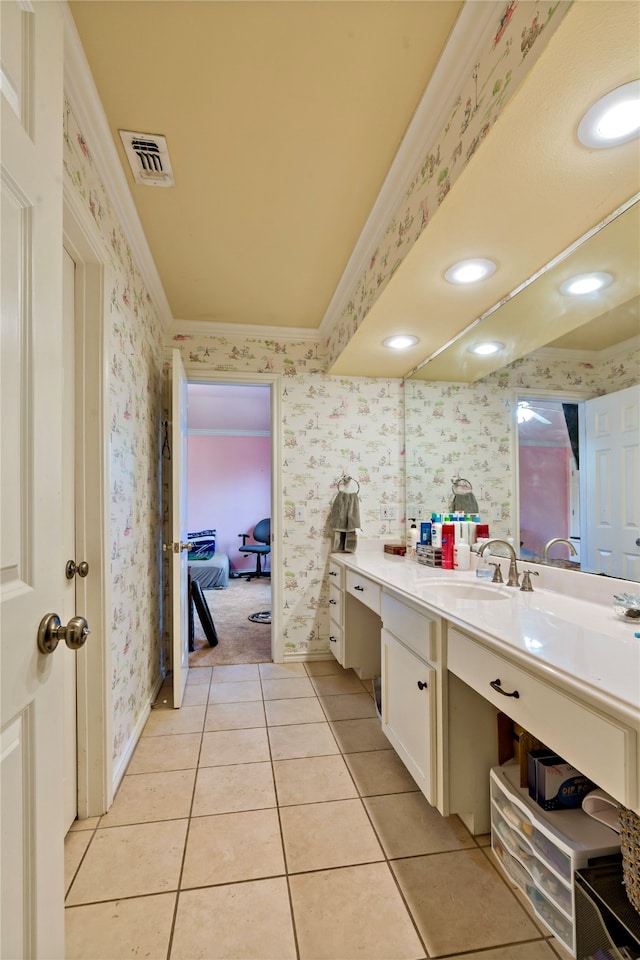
[64, 103, 165, 767]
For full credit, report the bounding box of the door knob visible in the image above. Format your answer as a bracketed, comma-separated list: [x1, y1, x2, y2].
[37, 614, 90, 654]
[66, 559, 89, 579]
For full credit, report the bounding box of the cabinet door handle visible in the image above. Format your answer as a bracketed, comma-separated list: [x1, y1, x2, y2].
[329, 598, 337, 605]
[330, 636, 337, 643]
[329, 570, 337, 576]
[417, 680, 428, 690]
[354, 584, 364, 591]
[490, 678, 520, 699]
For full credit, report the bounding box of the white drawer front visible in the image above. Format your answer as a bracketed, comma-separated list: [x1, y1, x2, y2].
[447, 628, 635, 808]
[328, 621, 344, 665]
[329, 584, 343, 625]
[346, 570, 381, 615]
[381, 592, 436, 662]
[328, 560, 344, 588]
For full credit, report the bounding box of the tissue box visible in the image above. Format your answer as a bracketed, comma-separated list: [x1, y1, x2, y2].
[530, 753, 597, 811]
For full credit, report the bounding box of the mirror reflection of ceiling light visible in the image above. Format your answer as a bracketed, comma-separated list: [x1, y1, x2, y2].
[444, 258, 496, 285]
[469, 341, 504, 356]
[560, 271, 613, 296]
[383, 335, 418, 350]
[578, 79, 640, 148]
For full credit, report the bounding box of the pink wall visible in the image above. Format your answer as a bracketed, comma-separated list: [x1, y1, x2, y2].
[188, 434, 271, 573]
[519, 445, 572, 558]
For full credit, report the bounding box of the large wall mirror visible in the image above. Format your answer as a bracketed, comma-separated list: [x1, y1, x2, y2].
[405, 199, 640, 582]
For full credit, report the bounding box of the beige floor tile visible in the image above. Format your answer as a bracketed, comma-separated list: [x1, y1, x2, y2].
[65, 893, 175, 959]
[182, 809, 285, 887]
[142, 704, 206, 737]
[259, 661, 307, 679]
[205, 700, 266, 731]
[208, 680, 262, 703]
[446, 943, 558, 960]
[264, 696, 326, 726]
[66, 819, 188, 904]
[68, 816, 100, 832]
[261, 676, 316, 700]
[273, 754, 358, 806]
[281, 798, 384, 872]
[187, 667, 212, 684]
[318, 692, 378, 720]
[345, 749, 419, 796]
[211, 663, 260, 683]
[310, 672, 369, 696]
[199, 727, 270, 766]
[290, 862, 425, 960]
[329, 716, 390, 753]
[364, 791, 475, 858]
[127, 733, 201, 774]
[180, 683, 210, 706]
[171, 878, 296, 960]
[99, 769, 195, 826]
[475, 832, 492, 847]
[391, 849, 540, 957]
[192, 762, 276, 816]
[268, 722, 339, 760]
[64, 831, 92, 894]
[304, 659, 346, 677]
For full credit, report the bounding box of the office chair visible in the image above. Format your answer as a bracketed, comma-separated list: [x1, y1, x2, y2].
[238, 518, 271, 579]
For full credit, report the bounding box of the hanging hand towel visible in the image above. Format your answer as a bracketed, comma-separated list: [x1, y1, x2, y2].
[329, 491, 360, 553]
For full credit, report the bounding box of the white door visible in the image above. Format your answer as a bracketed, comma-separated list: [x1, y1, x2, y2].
[1, 3, 67, 957]
[171, 348, 190, 707]
[583, 384, 640, 580]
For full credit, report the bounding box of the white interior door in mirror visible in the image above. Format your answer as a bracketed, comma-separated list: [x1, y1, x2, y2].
[171, 348, 190, 707]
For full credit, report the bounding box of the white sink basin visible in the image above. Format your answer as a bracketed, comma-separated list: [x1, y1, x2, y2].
[419, 580, 512, 603]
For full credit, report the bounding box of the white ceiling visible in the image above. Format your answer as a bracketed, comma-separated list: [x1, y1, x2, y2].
[68, 1, 639, 378]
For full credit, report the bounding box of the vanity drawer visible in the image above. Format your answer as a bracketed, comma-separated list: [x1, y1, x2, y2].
[329, 584, 343, 625]
[328, 621, 344, 665]
[346, 570, 380, 615]
[447, 628, 636, 808]
[328, 560, 344, 588]
[381, 591, 436, 663]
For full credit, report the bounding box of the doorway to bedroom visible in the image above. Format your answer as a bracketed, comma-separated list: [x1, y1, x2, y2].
[187, 382, 273, 665]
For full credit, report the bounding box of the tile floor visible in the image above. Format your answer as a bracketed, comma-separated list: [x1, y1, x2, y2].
[65, 659, 573, 959]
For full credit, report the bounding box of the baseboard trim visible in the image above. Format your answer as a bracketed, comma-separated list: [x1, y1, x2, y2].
[111, 674, 165, 797]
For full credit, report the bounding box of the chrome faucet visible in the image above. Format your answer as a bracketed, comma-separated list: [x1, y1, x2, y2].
[543, 538, 578, 561]
[478, 539, 520, 587]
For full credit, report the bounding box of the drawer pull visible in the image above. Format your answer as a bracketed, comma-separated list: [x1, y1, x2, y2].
[490, 678, 520, 699]
[329, 598, 337, 605]
[330, 636, 337, 643]
[354, 585, 364, 591]
[417, 680, 428, 691]
[329, 570, 337, 576]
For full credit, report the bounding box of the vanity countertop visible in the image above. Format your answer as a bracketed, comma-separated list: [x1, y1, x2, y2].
[331, 549, 640, 728]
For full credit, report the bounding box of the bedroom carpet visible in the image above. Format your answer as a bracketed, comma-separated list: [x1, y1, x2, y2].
[190, 577, 272, 666]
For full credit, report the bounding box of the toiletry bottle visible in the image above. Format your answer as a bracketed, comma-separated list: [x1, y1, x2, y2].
[454, 542, 470, 570]
[406, 519, 418, 557]
[441, 523, 455, 568]
[431, 522, 443, 549]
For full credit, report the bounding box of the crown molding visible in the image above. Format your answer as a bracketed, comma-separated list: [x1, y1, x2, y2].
[537, 334, 640, 364]
[169, 317, 323, 343]
[62, 2, 174, 332]
[317, 0, 498, 340]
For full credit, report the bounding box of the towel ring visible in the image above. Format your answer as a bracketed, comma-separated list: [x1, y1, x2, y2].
[337, 474, 360, 494]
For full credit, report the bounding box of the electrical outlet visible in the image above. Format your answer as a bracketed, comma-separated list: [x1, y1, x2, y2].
[380, 505, 397, 520]
[295, 505, 305, 522]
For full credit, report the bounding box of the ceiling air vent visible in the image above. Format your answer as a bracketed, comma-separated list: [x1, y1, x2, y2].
[119, 130, 175, 187]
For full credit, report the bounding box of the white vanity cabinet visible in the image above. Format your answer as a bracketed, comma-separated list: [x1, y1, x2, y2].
[381, 591, 440, 806]
[327, 560, 381, 679]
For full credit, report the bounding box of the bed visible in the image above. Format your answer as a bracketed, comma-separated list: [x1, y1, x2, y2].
[188, 552, 230, 590]
[187, 528, 229, 589]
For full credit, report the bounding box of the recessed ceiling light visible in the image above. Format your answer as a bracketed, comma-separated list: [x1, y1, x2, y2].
[578, 80, 640, 148]
[383, 335, 418, 350]
[445, 258, 496, 285]
[469, 341, 504, 356]
[560, 272, 613, 296]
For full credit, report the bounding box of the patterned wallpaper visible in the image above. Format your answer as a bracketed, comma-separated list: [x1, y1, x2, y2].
[64, 103, 165, 767]
[168, 333, 404, 657]
[405, 343, 640, 540]
[325, 0, 570, 368]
